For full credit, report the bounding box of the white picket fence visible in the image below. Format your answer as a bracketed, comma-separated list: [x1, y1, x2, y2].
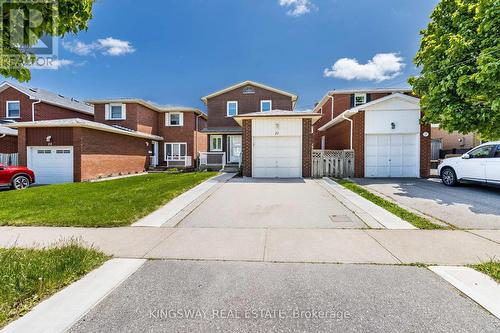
[0, 153, 18, 166]
[312, 150, 354, 178]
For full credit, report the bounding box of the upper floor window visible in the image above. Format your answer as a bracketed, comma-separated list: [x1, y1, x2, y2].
[260, 100, 272, 112]
[6, 101, 20, 118]
[227, 101, 238, 117]
[354, 93, 367, 106]
[106, 103, 126, 120]
[166, 112, 184, 126]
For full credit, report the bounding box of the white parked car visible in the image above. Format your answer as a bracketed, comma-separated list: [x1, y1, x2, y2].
[438, 141, 500, 186]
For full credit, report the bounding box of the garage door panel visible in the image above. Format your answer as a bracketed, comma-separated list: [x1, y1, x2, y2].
[28, 147, 74, 184]
[365, 134, 419, 178]
[253, 136, 301, 178]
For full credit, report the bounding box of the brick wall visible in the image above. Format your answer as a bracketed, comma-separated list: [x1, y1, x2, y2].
[242, 119, 252, 177]
[158, 112, 196, 164]
[207, 85, 294, 128]
[353, 112, 365, 178]
[0, 87, 93, 122]
[0, 135, 17, 153]
[420, 123, 431, 178]
[79, 128, 150, 181]
[302, 118, 313, 178]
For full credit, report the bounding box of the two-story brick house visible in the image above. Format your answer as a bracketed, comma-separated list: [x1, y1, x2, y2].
[0, 81, 94, 154]
[313, 89, 431, 178]
[6, 83, 205, 184]
[200, 81, 321, 178]
[88, 99, 207, 169]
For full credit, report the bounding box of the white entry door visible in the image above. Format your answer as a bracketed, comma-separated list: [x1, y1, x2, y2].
[228, 135, 242, 163]
[28, 146, 74, 184]
[253, 136, 302, 178]
[365, 134, 419, 178]
[150, 141, 159, 167]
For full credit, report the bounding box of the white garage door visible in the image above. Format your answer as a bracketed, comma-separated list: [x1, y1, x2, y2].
[28, 147, 74, 184]
[253, 136, 302, 178]
[365, 134, 419, 178]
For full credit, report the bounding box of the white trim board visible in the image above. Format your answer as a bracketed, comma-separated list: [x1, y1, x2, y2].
[429, 266, 500, 319]
[1, 259, 146, 333]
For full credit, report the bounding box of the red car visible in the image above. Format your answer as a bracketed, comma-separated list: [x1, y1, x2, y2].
[0, 164, 35, 190]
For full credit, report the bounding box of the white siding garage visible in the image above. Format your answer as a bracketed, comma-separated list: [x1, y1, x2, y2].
[28, 147, 74, 184]
[364, 95, 421, 178]
[252, 118, 302, 178]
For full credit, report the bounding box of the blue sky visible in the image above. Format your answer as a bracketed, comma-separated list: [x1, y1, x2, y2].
[4, 0, 438, 111]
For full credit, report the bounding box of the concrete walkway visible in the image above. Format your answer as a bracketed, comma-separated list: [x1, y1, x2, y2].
[1, 227, 499, 265]
[132, 173, 236, 227]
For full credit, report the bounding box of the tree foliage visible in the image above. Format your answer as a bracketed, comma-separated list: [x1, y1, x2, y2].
[410, 0, 500, 140]
[0, 0, 94, 82]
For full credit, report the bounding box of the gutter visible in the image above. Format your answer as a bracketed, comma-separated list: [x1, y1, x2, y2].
[31, 99, 42, 121]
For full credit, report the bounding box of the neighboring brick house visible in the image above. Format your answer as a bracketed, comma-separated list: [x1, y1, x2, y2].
[200, 81, 320, 178]
[0, 81, 94, 154]
[314, 89, 431, 178]
[88, 99, 207, 169]
[430, 125, 480, 159]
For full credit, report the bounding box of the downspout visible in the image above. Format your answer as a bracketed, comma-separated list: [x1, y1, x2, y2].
[329, 96, 335, 120]
[342, 112, 353, 150]
[31, 99, 42, 121]
[195, 114, 203, 165]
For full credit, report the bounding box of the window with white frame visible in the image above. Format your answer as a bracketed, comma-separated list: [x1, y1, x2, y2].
[227, 101, 238, 117]
[6, 101, 20, 118]
[260, 100, 272, 112]
[210, 135, 222, 151]
[166, 112, 183, 126]
[354, 93, 367, 106]
[165, 142, 187, 160]
[106, 103, 126, 120]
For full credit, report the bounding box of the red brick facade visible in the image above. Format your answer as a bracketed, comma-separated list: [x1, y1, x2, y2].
[18, 127, 150, 182]
[353, 112, 365, 178]
[242, 119, 252, 177]
[0, 135, 17, 154]
[302, 119, 313, 178]
[0, 87, 93, 122]
[420, 123, 431, 178]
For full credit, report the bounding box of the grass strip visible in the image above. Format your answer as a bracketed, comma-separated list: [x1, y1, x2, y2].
[471, 261, 500, 283]
[334, 178, 447, 230]
[0, 242, 108, 328]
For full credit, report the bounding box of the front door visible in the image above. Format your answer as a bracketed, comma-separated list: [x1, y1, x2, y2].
[150, 141, 159, 167]
[227, 135, 242, 163]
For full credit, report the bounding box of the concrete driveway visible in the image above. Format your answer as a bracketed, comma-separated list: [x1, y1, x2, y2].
[68, 260, 500, 333]
[354, 178, 500, 229]
[178, 178, 366, 229]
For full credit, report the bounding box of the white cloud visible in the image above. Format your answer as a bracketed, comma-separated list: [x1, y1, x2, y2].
[97, 37, 135, 56]
[62, 37, 136, 57]
[50, 59, 74, 69]
[31, 58, 75, 70]
[279, 0, 313, 16]
[323, 53, 405, 82]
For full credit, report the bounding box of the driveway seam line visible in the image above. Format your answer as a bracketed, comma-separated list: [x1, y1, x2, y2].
[463, 230, 500, 246]
[362, 230, 403, 264]
[142, 229, 179, 258]
[262, 229, 269, 261]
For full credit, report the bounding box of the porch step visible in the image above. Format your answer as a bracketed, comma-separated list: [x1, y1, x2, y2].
[222, 165, 240, 173]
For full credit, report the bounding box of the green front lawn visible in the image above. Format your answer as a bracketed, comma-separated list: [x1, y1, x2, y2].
[0, 172, 217, 227]
[0, 244, 107, 328]
[471, 261, 500, 283]
[334, 178, 447, 230]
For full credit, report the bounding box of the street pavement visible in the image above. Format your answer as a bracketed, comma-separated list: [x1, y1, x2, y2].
[68, 260, 500, 333]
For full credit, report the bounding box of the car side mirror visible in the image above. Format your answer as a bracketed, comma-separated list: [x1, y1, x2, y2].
[462, 153, 470, 159]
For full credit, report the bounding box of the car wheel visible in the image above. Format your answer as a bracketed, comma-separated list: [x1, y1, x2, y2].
[441, 168, 458, 187]
[11, 175, 30, 190]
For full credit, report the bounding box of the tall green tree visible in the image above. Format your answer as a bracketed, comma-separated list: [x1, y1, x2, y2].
[0, 0, 94, 82]
[410, 0, 500, 140]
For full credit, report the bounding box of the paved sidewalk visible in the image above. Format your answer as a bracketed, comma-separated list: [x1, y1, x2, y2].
[1, 227, 499, 265]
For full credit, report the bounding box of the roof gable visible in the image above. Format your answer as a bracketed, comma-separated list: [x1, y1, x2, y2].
[201, 80, 298, 107]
